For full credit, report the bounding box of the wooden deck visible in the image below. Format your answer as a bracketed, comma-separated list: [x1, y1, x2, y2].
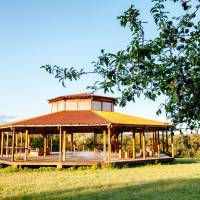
[0, 151, 174, 167]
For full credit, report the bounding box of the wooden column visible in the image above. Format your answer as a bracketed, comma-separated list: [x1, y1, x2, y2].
[162, 131, 165, 153]
[28, 134, 30, 148]
[107, 126, 111, 163]
[157, 131, 160, 158]
[132, 131, 136, 159]
[139, 132, 142, 150]
[20, 132, 23, 150]
[171, 132, 174, 158]
[119, 132, 123, 159]
[46, 134, 49, 148]
[71, 133, 73, 151]
[142, 132, 146, 159]
[0, 132, 4, 156]
[15, 133, 19, 153]
[43, 134, 47, 158]
[59, 127, 62, 162]
[11, 128, 15, 162]
[152, 132, 155, 156]
[166, 131, 169, 153]
[50, 135, 53, 152]
[62, 130, 66, 161]
[6, 132, 9, 156]
[24, 130, 28, 161]
[103, 130, 106, 160]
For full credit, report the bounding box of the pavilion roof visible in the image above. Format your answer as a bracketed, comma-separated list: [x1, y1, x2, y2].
[0, 110, 172, 129]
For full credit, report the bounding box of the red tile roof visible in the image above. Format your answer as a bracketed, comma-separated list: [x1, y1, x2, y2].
[0, 110, 173, 128]
[48, 93, 117, 103]
[0, 111, 109, 128]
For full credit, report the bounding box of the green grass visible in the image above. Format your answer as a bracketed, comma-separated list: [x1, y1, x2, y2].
[1, 160, 200, 200]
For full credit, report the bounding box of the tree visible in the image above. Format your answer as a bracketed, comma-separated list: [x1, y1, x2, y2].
[41, 0, 200, 129]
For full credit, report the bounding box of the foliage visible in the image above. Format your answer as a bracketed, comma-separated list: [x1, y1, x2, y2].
[174, 134, 200, 158]
[41, 0, 200, 129]
[29, 135, 44, 148]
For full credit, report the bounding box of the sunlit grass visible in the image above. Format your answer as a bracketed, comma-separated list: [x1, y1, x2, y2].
[0, 160, 200, 200]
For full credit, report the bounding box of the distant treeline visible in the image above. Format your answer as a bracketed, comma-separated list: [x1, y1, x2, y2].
[174, 134, 200, 159]
[29, 133, 200, 159]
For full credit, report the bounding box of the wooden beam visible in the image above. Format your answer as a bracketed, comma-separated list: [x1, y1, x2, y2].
[62, 130, 66, 161]
[59, 127, 62, 163]
[103, 130, 106, 160]
[71, 133, 73, 151]
[139, 132, 142, 150]
[171, 133, 174, 158]
[6, 132, 9, 156]
[142, 132, 146, 159]
[119, 132, 123, 159]
[20, 132, 23, 152]
[0, 132, 4, 156]
[157, 131, 160, 158]
[15, 133, 18, 153]
[152, 132, 155, 156]
[132, 131, 136, 159]
[107, 126, 111, 163]
[43, 134, 47, 158]
[50, 135, 53, 152]
[11, 128, 15, 162]
[28, 134, 30, 148]
[24, 130, 28, 161]
[166, 131, 169, 153]
[162, 131, 165, 153]
[46, 134, 49, 148]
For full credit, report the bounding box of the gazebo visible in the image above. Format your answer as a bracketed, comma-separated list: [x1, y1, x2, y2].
[0, 93, 174, 168]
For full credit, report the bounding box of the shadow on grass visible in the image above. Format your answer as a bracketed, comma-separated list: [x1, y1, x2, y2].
[6, 177, 200, 200]
[173, 158, 200, 164]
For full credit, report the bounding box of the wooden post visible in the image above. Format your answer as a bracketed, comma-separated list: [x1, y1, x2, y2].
[46, 134, 49, 148]
[116, 134, 119, 153]
[103, 130, 106, 160]
[50, 135, 53, 152]
[157, 131, 160, 158]
[43, 134, 47, 158]
[171, 133, 174, 158]
[0, 132, 4, 156]
[142, 132, 146, 159]
[20, 132, 23, 149]
[139, 132, 142, 150]
[152, 132, 155, 156]
[62, 130, 66, 161]
[166, 131, 169, 153]
[107, 126, 111, 163]
[24, 130, 28, 161]
[15, 133, 18, 153]
[11, 128, 15, 162]
[132, 131, 136, 159]
[59, 127, 62, 163]
[6, 132, 9, 156]
[28, 134, 30, 148]
[71, 133, 73, 151]
[162, 131, 165, 153]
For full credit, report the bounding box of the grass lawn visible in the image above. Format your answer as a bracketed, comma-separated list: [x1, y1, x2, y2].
[1, 159, 200, 200]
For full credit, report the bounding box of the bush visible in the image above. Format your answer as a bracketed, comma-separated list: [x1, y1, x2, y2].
[174, 134, 200, 159]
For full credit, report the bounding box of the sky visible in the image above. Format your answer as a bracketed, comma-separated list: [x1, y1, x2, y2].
[0, 0, 179, 123]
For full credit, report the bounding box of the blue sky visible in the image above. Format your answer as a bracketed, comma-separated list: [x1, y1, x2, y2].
[0, 0, 173, 123]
